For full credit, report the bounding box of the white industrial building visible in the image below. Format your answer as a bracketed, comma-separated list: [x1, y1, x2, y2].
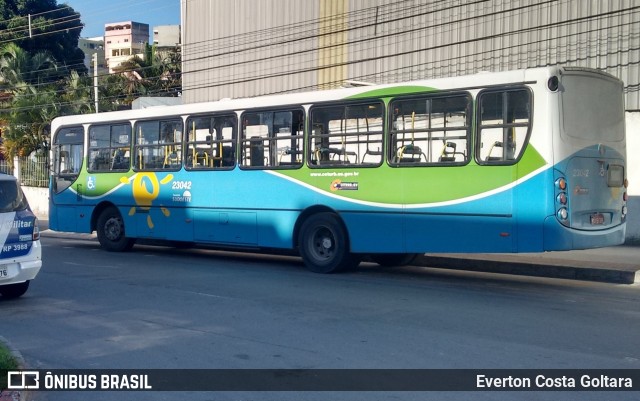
[179, 0, 639, 241]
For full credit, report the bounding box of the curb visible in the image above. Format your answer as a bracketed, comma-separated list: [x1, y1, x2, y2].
[0, 336, 28, 401]
[414, 255, 640, 285]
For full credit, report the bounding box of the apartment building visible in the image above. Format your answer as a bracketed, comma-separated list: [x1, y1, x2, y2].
[78, 37, 107, 74]
[153, 25, 181, 50]
[104, 21, 150, 72]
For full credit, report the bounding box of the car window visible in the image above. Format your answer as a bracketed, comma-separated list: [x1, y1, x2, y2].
[0, 180, 28, 212]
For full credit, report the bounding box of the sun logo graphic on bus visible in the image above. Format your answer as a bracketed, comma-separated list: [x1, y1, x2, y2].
[120, 172, 172, 229]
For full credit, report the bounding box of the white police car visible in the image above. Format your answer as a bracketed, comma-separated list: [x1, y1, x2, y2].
[0, 174, 41, 299]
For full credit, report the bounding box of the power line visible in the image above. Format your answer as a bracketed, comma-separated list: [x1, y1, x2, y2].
[2, 0, 639, 114]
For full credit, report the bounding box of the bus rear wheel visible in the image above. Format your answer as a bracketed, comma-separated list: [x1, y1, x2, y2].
[97, 207, 135, 252]
[298, 213, 360, 273]
[370, 253, 420, 267]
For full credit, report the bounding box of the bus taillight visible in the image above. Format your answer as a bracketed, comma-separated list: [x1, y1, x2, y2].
[555, 176, 569, 225]
[557, 207, 569, 221]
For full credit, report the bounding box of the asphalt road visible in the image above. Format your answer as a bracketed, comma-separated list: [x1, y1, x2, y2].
[1, 235, 639, 401]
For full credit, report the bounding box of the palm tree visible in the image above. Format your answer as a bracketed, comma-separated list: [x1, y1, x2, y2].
[0, 43, 56, 92]
[1, 83, 59, 159]
[0, 44, 58, 161]
[111, 44, 182, 104]
[112, 55, 149, 104]
[62, 70, 94, 115]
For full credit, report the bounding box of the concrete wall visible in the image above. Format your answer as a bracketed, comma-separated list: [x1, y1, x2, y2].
[182, 0, 640, 109]
[625, 112, 640, 244]
[22, 187, 48, 220]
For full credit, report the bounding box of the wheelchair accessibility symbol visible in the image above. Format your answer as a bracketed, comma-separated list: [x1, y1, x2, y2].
[87, 176, 96, 190]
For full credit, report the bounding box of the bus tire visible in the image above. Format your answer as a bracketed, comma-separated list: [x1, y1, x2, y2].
[97, 207, 135, 252]
[0, 281, 29, 299]
[370, 253, 420, 267]
[298, 213, 359, 273]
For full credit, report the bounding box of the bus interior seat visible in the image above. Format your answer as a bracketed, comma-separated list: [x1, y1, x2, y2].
[396, 144, 425, 163]
[249, 137, 265, 167]
[195, 149, 209, 166]
[362, 147, 382, 162]
[485, 141, 504, 162]
[438, 142, 465, 162]
[221, 145, 235, 166]
[111, 149, 129, 170]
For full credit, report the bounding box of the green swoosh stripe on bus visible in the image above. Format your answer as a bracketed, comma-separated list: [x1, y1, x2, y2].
[346, 85, 437, 100]
[278, 145, 546, 205]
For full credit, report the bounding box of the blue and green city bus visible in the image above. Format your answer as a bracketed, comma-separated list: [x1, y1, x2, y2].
[49, 66, 628, 273]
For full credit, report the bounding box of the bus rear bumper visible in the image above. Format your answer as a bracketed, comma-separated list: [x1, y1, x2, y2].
[543, 217, 626, 251]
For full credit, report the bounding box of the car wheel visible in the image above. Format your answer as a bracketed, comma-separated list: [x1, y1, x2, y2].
[0, 281, 29, 299]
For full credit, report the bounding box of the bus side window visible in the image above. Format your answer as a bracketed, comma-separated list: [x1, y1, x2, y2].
[134, 119, 183, 171]
[88, 123, 132, 172]
[241, 109, 303, 169]
[389, 94, 471, 166]
[308, 102, 384, 167]
[477, 88, 532, 165]
[186, 114, 237, 170]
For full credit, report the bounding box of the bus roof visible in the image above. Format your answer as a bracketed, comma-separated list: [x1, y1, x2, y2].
[51, 65, 594, 128]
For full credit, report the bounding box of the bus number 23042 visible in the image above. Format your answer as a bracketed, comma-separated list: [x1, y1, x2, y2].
[172, 181, 192, 190]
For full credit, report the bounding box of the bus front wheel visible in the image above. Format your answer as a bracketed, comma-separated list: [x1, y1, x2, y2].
[298, 213, 360, 274]
[97, 207, 135, 252]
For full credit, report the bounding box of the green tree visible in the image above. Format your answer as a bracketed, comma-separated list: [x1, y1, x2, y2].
[0, 42, 56, 90]
[98, 73, 128, 112]
[61, 70, 94, 114]
[112, 44, 182, 104]
[0, 0, 86, 77]
[0, 43, 59, 161]
[2, 83, 59, 159]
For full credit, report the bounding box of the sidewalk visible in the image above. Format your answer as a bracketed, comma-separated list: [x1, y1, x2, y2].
[416, 246, 640, 284]
[38, 217, 640, 285]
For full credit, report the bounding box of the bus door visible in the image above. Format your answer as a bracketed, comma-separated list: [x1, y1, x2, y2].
[50, 126, 85, 232]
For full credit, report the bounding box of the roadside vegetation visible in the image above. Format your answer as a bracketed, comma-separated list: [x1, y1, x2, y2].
[0, 340, 19, 389]
[0, 0, 181, 162]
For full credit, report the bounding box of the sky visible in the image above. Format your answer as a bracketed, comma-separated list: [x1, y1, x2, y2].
[63, 0, 181, 39]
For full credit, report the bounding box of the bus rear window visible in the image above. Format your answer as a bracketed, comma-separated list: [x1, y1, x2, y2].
[561, 74, 624, 142]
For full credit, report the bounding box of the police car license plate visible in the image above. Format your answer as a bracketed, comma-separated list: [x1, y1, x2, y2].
[0, 267, 7, 278]
[590, 213, 605, 225]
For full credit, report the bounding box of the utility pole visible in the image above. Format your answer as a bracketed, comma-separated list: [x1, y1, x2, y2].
[93, 53, 99, 113]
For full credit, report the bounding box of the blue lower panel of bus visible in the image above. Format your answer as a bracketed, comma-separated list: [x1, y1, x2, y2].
[193, 210, 258, 245]
[543, 217, 626, 251]
[404, 213, 514, 253]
